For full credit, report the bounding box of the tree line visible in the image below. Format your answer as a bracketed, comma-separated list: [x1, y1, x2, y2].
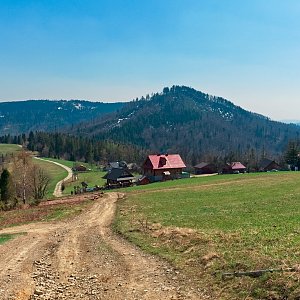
[0, 132, 146, 164]
[0, 131, 299, 174]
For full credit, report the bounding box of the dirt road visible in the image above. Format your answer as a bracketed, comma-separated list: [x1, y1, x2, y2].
[0, 193, 204, 300]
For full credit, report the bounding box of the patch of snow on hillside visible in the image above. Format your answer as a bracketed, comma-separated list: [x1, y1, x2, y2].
[216, 108, 233, 120]
[127, 112, 135, 117]
[74, 103, 83, 110]
[57, 107, 62, 110]
[117, 117, 129, 124]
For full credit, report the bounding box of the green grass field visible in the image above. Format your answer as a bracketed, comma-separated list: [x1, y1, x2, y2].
[0, 143, 21, 155]
[42, 158, 106, 195]
[115, 172, 300, 299]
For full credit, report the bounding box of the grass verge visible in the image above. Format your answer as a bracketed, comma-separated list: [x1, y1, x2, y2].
[0, 198, 94, 228]
[0, 232, 25, 244]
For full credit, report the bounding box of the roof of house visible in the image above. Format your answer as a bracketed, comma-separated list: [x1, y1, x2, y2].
[259, 158, 277, 169]
[103, 168, 135, 181]
[108, 161, 127, 169]
[145, 154, 186, 170]
[227, 162, 246, 170]
[194, 162, 211, 169]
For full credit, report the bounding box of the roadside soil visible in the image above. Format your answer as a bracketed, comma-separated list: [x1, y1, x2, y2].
[0, 193, 205, 300]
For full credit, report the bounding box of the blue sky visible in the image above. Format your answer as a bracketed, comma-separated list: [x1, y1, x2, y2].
[0, 0, 300, 120]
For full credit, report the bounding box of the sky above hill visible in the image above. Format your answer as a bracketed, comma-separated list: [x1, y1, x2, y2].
[0, 0, 300, 120]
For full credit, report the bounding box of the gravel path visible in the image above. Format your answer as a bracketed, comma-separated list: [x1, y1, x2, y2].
[0, 193, 205, 300]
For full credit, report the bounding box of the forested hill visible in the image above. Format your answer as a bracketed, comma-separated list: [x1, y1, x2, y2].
[0, 100, 124, 135]
[72, 86, 300, 164]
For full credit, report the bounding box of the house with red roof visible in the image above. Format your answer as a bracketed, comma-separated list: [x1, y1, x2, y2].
[143, 154, 188, 182]
[222, 162, 247, 174]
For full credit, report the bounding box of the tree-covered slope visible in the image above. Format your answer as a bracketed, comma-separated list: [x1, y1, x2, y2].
[72, 86, 300, 164]
[0, 100, 124, 135]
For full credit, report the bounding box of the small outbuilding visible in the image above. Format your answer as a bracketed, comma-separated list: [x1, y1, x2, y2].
[223, 162, 246, 174]
[258, 158, 280, 172]
[194, 162, 217, 175]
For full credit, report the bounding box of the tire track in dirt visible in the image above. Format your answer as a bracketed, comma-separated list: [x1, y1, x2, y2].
[0, 193, 206, 300]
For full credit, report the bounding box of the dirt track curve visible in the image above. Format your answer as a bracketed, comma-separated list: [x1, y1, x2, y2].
[0, 193, 204, 300]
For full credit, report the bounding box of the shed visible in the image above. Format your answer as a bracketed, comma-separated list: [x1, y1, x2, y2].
[194, 162, 217, 174]
[258, 158, 280, 172]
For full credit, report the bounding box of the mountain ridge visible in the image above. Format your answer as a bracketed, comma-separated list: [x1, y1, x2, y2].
[70, 85, 299, 164]
[0, 99, 125, 135]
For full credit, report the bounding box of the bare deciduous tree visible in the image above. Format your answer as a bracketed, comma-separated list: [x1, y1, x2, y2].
[12, 151, 50, 204]
[31, 164, 50, 202]
[12, 150, 32, 204]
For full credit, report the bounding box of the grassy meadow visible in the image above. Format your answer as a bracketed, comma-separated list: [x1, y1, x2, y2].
[115, 172, 300, 299]
[0, 143, 21, 155]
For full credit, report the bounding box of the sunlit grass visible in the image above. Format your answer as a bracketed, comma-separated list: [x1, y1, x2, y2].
[115, 171, 300, 299]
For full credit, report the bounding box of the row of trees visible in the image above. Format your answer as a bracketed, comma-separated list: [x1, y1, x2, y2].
[0, 151, 50, 210]
[0, 132, 146, 164]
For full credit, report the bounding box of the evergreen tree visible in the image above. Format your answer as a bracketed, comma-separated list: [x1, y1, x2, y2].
[285, 141, 300, 170]
[0, 169, 11, 204]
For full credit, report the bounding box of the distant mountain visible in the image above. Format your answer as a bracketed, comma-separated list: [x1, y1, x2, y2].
[71, 86, 300, 164]
[0, 100, 124, 135]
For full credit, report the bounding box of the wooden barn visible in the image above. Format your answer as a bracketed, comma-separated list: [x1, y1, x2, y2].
[258, 158, 280, 172]
[103, 168, 135, 187]
[143, 154, 187, 182]
[223, 162, 246, 174]
[194, 162, 217, 174]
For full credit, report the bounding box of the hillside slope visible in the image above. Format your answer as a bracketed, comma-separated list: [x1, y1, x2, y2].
[72, 86, 300, 163]
[0, 100, 124, 134]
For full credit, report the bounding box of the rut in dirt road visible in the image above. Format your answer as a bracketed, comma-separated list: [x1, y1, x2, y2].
[0, 193, 205, 300]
